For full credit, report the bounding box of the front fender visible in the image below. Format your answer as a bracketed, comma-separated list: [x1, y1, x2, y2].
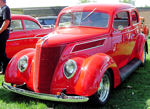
[5, 48, 35, 85]
[74, 53, 121, 96]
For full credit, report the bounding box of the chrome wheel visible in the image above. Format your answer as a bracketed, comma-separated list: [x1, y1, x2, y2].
[89, 71, 112, 105]
[98, 73, 110, 102]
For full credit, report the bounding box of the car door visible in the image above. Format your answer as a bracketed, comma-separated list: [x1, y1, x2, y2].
[128, 10, 139, 61]
[111, 10, 132, 68]
[6, 19, 28, 58]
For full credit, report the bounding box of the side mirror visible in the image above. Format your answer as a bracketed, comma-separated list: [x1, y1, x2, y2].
[118, 25, 124, 31]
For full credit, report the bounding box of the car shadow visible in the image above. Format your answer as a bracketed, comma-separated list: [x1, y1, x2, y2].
[0, 86, 114, 109]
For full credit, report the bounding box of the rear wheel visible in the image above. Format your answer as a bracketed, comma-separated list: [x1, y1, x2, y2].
[89, 71, 112, 105]
[141, 45, 146, 66]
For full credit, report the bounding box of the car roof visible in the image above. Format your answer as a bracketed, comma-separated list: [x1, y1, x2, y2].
[61, 3, 134, 14]
[11, 14, 42, 27]
[11, 14, 38, 22]
[12, 14, 33, 18]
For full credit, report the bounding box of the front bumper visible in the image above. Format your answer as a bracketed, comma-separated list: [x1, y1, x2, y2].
[2, 82, 89, 103]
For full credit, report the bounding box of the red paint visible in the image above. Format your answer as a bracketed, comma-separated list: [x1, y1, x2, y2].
[6, 14, 52, 58]
[37, 46, 66, 93]
[5, 4, 147, 99]
[5, 48, 35, 85]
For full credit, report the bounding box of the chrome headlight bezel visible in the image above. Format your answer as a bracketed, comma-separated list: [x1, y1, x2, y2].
[18, 55, 28, 72]
[63, 59, 77, 79]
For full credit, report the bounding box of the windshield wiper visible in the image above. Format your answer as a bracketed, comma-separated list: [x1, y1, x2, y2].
[81, 8, 96, 21]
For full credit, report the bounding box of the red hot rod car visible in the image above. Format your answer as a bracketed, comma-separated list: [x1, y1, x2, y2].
[6, 15, 52, 58]
[3, 4, 148, 105]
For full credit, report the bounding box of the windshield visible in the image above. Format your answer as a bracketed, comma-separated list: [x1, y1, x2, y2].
[58, 11, 109, 28]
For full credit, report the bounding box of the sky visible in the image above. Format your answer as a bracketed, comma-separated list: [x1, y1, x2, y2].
[6, 0, 150, 8]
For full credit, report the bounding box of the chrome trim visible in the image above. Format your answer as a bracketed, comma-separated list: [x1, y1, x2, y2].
[63, 59, 77, 79]
[41, 35, 49, 46]
[2, 82, 89, 102]
[34, 34, 47, 38]
[98, 73, 110, 102]
[18, 55, 28, 72]
[71, 38, 106, 53]
[7, 37, 43, 42]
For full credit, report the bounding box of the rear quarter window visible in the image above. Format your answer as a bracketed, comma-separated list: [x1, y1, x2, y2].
[24, 20, 41, 30]
[131, 11, 139, 25]
[113, 11, 130, 29]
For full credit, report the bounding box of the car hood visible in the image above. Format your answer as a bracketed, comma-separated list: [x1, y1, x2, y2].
[42, 27, 109, 46]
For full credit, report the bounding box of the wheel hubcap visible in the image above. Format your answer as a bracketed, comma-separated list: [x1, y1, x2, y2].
[98, 74, 110, 102]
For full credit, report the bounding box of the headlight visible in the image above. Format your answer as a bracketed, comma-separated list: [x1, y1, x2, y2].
[64, 59, 77, 79]
[18, 55, 28, 72]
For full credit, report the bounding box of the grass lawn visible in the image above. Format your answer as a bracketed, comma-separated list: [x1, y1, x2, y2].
[0, 40, 150, 109]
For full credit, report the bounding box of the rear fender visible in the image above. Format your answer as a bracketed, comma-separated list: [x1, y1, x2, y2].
[75, 53, 121, 96]
[5, 48, 35, 86]
[135, 33, 147, 62]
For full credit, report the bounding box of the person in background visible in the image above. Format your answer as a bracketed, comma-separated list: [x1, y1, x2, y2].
[0, 0, 11, 74]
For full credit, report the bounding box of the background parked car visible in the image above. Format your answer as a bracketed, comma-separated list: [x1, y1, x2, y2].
[6, 14, 52, 58]
[139, 16, 149, 38]
[36, 16, 57, 28]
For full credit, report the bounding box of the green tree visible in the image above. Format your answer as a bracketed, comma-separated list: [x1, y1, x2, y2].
[120, 0, 130, 3]
[80, 0, 90, 3]
[119, 0, 135, 5]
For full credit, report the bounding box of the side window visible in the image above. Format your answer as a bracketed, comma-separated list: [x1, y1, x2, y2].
[10, 20, 23, 31]
[113, 11, 130, 29]
[24, 20, 41, 30]
[131, 11, 138, 25]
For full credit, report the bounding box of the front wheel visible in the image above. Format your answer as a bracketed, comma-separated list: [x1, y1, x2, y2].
[89, 71, 112, 105]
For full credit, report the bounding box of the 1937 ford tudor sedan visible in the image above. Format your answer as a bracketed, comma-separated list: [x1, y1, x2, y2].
[2, 3, 148, 105]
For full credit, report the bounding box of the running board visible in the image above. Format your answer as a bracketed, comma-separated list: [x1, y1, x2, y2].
[119, 59, 141, 82]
